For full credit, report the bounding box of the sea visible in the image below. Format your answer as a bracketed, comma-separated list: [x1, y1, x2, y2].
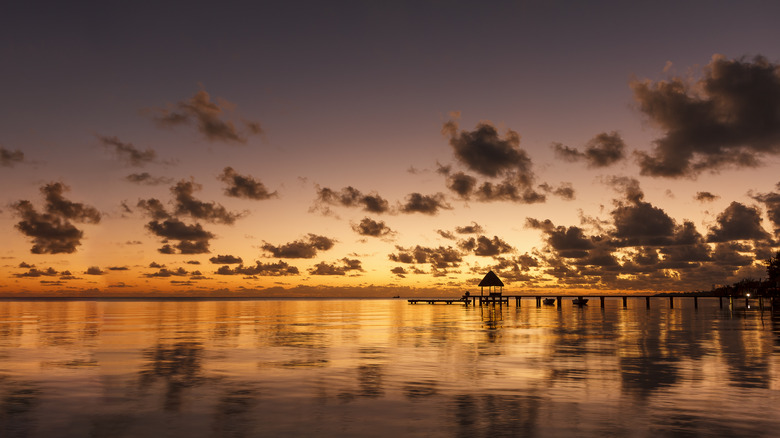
[0, 297, 778, 437]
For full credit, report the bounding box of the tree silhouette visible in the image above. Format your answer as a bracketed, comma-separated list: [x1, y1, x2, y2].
[767, 251, 780, 286]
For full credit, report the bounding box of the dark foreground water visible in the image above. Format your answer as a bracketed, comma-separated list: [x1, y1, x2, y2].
[0, 297, 778, 437]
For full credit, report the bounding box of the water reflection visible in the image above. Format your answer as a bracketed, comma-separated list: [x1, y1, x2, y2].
[0, 299, 777, 437]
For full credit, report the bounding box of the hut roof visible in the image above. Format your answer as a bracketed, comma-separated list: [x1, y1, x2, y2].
[478, 270, 504, 287]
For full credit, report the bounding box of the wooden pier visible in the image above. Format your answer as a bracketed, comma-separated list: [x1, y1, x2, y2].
[408, 294, 772, 310]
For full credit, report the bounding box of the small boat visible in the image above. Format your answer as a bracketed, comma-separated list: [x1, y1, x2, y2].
[572, 297, 588, 305]
[392, 295, 400, 298]
[543, 298, 556, 305]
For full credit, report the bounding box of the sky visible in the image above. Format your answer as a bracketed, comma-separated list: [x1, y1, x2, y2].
[2, 1, 780, 297]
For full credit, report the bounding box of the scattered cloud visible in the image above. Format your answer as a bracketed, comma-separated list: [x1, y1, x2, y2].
[695, 191, 719, 202]
[308, 258, 363, 276]
[552, 131, 627, 168]
[149, 89, 260, 144]
[126, 173, 173, 186]
[209, 254, 244, 264]
[312, 185, 390, 215]
[98, 136, 157, 166]
[261, 234, 336, 259]
[85, 266, 104, 275]
[12, 183, 101, 254]
[216, 260, 299, 276]
[442, 119, 534, 179]
[706, 201, 771, 242]
[352, 217, 395, 238]
[458, 235, 514, 257]
[632, 55, 780, 177]
[1, 146, 25, 167]
[399, 192, 451, 215]
[389, 245, 462, 269]
[218, 167, 277, 200]
[171, 180, 242, 224]
[14, 267, 58, 277]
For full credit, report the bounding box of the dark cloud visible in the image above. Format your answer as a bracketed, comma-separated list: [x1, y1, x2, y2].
[706, 201, 771, 242]
[474, 236, 514, 256]
[442, 120, 534, 179]
[1, 146, 24, 167]
[215, 260, 299, 276]
[695, 191, 719, 202]
[312, 186, 390, 214]
[552, 131, 627, 168]
[390, 266, 407, 278]
[107, 266, 129, 271]
[399, 193, 451, 215]
[13, 183, 101, 254]
[144, 267, 189, 278]
[632, 55, 780, 177]
[436, 230, 456, 240]
[172, 180, 241, 224]
[18, 262, 34, 268]
[455, 222, 484, 234]
[145, 219, 215, 254]
[14, 267, 58, 277]
[149, 262, 165, 268]
[150, 90, 260, 144]
[388, 245, 462, 269]
[98, 135, 156, 166]
[126, 173, 173, 186]
[352, 217, 394, 238]
[751, 186, 780, 235]
[261, 234, 336, 259]
[218, 167, 277, 200]
[526, 219, 595, 258]
[446, 171, 546, 204]
[185, 260, 201, 265]
[308, 258, 364, 276]
[209, 254, 243, 264]
[539, 182, 576, 200]
[85, 266, 104, 275]
[445, 172, 477, 198]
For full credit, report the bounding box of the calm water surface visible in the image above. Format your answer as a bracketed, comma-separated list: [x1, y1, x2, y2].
[0, 298, 779, 437]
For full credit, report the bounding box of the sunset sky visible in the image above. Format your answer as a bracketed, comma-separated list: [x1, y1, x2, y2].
[2, 1, 780, 296]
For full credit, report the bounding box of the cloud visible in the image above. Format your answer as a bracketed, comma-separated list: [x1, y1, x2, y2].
[261, 234, 336, 258]
[445, 171, 547, 204]
[390, 266, 407, 278]
[14, 267, 58, 277]
[144, 218, 215, 254]
[458, 235, 514, 257]
[706, 201, 771, 242]
[751, 185, 780, 236]
[455, 222, 484, 234]
[171, 180, 242, 224]
[144, 267, 190, 278]
[107, 266, 129, 271]
[632, 55, 780, 177]
[12, 183, 101, 254]
[98, 136, 156, 166]
[552, 131, 627, 168]
[312, 186, 390, 214]
[150, 89, 260, 144]
[399, 193, 451, 215]
[436, 230, 456, 240]
[85, 266, 104, 275]
[209, 254, 243, 264]
[526, 219, 595, 258]
[218, 167, 277, 200]
[126, 173, 173, 186]
[695, 191, 719, 202]
[308, 258, 363, 276]
[388, 245, 462, 269]
[442, 119, 534, 179]
[352, 217, 394, 238]
[215, 260, 299, 276]
[1, 146, 24, 167]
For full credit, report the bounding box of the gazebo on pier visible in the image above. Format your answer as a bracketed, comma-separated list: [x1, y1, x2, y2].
[479, 270, 504, 297]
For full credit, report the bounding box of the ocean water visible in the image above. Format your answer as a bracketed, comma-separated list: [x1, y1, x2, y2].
[0, 297, 778, 437]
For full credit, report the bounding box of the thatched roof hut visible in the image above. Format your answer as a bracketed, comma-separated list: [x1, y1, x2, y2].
[478, 271, 504, 296]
